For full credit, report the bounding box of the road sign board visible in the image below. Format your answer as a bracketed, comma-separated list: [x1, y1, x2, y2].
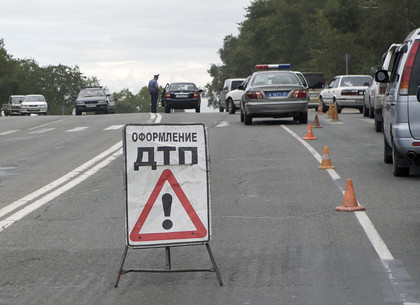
[124, 124, 210, 247]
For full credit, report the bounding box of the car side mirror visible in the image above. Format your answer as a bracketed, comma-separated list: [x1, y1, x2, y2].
[417, 86, 420, 102]
[375, 70, 389, 83]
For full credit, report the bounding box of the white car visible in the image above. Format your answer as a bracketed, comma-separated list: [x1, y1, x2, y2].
[20, 94, 48, 115]
[320, 75, 372, 113]
[225, 77, 249, 114]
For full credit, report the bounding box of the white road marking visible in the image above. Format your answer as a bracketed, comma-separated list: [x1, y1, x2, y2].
[104, 125, 124, 130]
[66, 127, 88, 132]
[281, 124, 420, 305]
[0, 130, 20, 136]
[215, 121, 229, 127]
[0, 113, 162, 231]
[27, 119, 66, 131]
[29, 128, 55, 134]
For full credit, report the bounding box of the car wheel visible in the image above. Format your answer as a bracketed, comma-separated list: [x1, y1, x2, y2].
[321, 98, 328, 113]
[363, 104, 369, 117]
[219, 102, 225, 112]
[165, 106, 171, 113]
[240, 106, 244, 122]
[384, 136, 392, 164]
[336, 104, 342, 113]
[75, 109, 82, 116]
[369, 106, 374, 119]
[392, 143, 410, 176]
[244, 107, 252, 125]
[195, 106, 200, 113]
[358, 107, 363, 113]
[375, 118, 382, 132]
[226, 99, 236, 114]
[296, 111, 307, 124]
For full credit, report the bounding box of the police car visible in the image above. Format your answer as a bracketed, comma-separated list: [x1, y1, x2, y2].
[239, 64, 308, 125]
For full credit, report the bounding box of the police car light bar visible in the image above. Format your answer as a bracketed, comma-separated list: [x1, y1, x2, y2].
[255, 64, 291, 70]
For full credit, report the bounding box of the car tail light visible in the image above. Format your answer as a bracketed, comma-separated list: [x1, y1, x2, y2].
[399, 40, 420, 95]
[379, 83, 387, 94]
[246, 91, 264, 99]
[341, 89, 357, 95]
[165, 91, 171, 98]
[412, 142, 420, 147]
[291, 89, 307, 98]
[193, 92, 199, 98]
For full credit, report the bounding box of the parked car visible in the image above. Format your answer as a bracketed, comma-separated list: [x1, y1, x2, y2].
[161, 82, 202, 113]
[363, 44, 400, 131]
[219, 78, 246, 112]
[224, 77, 249, 114]
[239, 64, 308, 125]
[375, 28, 420, 176]
[320, 75, 372, 113]
[75, 87, 115, 115]
[20, 94, 48, 115]
[2, 95, 25, 116]
[303, 72, 327, 108]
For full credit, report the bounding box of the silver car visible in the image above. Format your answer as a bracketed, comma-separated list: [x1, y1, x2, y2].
[239, 65, 308, 125]
[376, 28, 420, 176]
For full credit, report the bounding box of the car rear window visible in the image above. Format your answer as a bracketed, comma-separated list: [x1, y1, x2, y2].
[340, 76, 372, 87]
[303, 74, 325, 89]
[252, 72, 299, 86]
[169, 83, 196, 91]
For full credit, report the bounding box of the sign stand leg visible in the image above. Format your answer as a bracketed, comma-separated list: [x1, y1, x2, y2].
[165, 246, 171, 269]
[206, 243, 223, 286]
[114, 243, 223, 287]
[114, 245, 128, 288]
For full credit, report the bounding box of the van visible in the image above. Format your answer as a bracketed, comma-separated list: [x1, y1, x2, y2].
[376, 28, 420, 176]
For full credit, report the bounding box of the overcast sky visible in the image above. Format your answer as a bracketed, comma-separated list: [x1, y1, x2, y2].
[1, 0, 250, 93]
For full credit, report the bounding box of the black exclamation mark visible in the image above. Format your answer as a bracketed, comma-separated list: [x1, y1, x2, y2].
[162, 193, 173, 230]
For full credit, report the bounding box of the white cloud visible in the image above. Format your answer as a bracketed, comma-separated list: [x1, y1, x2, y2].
[1, 0, 250, 93]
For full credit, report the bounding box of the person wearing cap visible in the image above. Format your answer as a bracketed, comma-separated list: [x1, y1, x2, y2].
[148, 74, 161, 113]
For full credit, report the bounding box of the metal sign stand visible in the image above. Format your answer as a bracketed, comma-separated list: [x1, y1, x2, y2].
[114, 243, 223, 287]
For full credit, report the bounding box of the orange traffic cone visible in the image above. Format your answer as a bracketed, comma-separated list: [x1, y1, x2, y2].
[312, 114, 322, 128]
[327, 102, 333, 117]
[302, 123, 317, 140]
[317, 99, 323, 114]
[331, 102, 340, 122]
[318, 146, 335, 169]
[336, 179, 365, 212]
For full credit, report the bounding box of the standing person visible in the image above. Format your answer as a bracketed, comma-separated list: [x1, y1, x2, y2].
[148, 74, 160, 113]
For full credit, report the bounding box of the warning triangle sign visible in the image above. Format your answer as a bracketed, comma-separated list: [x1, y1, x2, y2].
[129, 169, 207, 242]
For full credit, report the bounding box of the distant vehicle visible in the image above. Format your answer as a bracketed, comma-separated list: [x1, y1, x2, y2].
[239, 64, 308, 125]
[20, 94, 48, 115]
[320, 75, 372, 113]
[303, 72, 327, 108]
[376, 28, 420, 176]
[224, 77, 249, 114]
[363, 44, 400, 131]
[161, 82, 202, 113]
[75, 87, 115, 115]
[2, 95, 25, 116]
[219, 78, 246, 112]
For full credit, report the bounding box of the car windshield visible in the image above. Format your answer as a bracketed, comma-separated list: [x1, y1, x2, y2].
[304, 74, 325, 89]
[252, 72, 299, 86]
[11, 97, 24, 104]
[25, 95, 45, 102]
[79, 89, 105, 97]
[169, 83, 196, 91]
[340, 76, 372, 87]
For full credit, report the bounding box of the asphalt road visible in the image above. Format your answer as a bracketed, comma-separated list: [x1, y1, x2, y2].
[1, 110, 420, 305]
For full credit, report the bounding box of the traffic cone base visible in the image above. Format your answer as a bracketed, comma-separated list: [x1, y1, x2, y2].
[318, 146, 334, 169]
[312, 114, 322, 128]
[302, 123, 317, 140]
[336, 179, 365, 212]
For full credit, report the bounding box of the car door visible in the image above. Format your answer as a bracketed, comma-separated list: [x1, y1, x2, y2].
[407, 39, 420, 140]
[383, 46, 405, 144]
[322, 78, 337, 103]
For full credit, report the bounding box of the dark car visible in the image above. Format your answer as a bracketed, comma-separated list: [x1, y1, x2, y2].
[161, 82, 202, 113]
[75, 87, 115, 115]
